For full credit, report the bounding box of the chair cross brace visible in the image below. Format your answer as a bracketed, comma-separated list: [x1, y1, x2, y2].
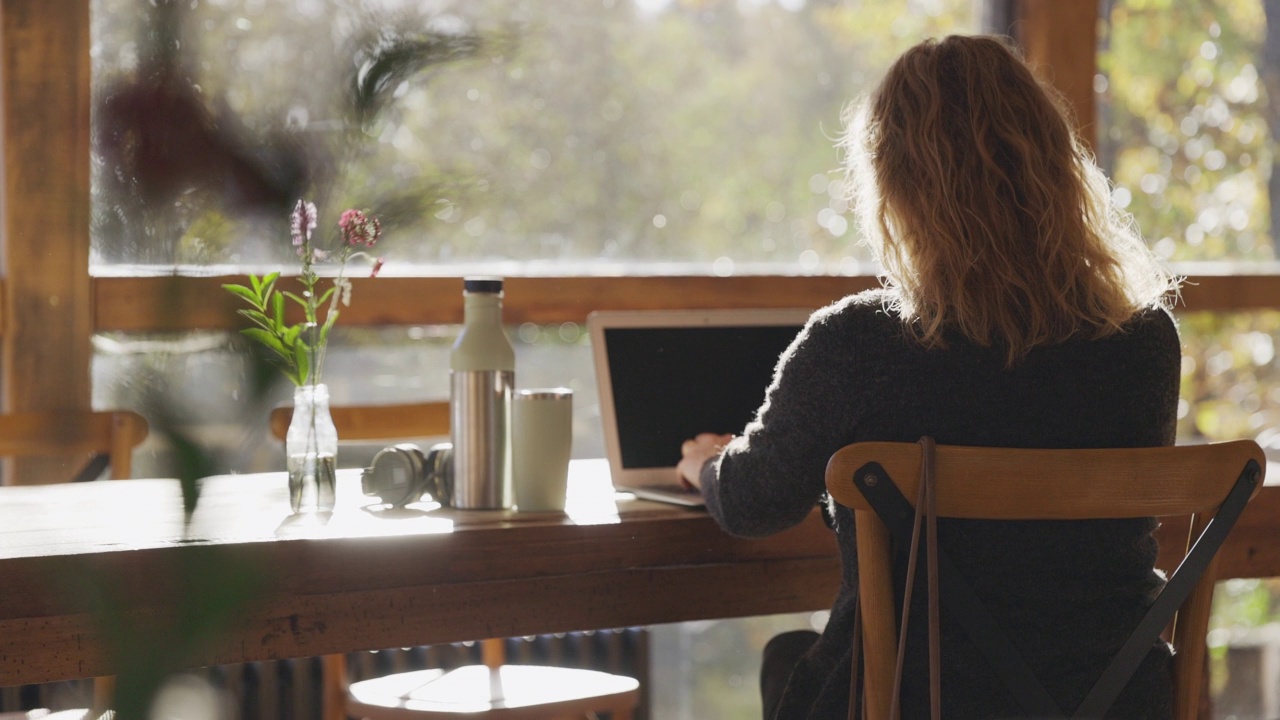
[853, 457, 1261, 718]
[70, 453, 111, 483]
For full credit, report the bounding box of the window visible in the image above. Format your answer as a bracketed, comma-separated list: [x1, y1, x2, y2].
[90, 0, 980, 480]
[1099, 0, 1273, 263]
[91, 0, 974, 275]
[87, 3, 978, 718]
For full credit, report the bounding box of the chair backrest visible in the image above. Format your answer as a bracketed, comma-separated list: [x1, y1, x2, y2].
[269, 401, 449, 443]
[0, 410, 150, 481]
[825, 440, 1266, 720]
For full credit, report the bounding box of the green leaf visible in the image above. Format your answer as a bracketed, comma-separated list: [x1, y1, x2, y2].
[260, 274, 278, 302]
[241, 328, 290, 360]
[273, 293, 286, 332]
[221, 284, 261, 308]
[321, 309, 339, 333]
[283, 324, 303, 347]
[319, 310, 339, 348]
[294, 342, 312, 386]
[283, 291, 309, 310]
[236, 309, 274, 332]
[316, 287, 335, 308]
[248, 273, 262, 296]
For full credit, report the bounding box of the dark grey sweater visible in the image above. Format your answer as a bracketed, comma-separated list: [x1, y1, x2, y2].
[700, 289, 1181, 719]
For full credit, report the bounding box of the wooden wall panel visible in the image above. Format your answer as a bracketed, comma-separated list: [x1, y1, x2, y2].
[1, 0, 94, 484]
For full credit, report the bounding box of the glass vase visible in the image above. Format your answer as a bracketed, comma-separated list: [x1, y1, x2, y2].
[286, 383, 338, 513]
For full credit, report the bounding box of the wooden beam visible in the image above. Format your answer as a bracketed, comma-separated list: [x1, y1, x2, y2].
[91, 272, 1280, 332]
[1174, 273, 1280, 313]
[1, 0, 93, 483]
[1016, 0, 1099, 152]
[92, 275, 881, 331]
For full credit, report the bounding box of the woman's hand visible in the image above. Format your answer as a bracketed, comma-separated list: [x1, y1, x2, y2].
[677, 433, 735, 491]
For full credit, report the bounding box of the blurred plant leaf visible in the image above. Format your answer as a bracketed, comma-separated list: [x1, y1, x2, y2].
[351, 30, 494, 126]
[65, 543, 265, 720]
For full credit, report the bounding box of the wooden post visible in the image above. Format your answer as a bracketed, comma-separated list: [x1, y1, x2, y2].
[1015, 0, 1100, 154]
[1, 0, 94, 484]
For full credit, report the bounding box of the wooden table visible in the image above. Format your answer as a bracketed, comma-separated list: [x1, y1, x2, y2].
[1, 459, 1277, 688]
[0, 460, 840, 687]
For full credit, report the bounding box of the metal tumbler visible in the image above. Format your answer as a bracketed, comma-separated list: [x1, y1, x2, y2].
[449, 368, 514, 509]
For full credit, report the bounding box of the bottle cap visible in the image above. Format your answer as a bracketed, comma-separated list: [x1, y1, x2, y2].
[463, 277, 504, 294]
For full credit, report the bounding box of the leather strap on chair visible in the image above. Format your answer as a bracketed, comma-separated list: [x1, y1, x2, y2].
[856, 456, 1063, 717]
[849, 438, 945, 720]
[887, 437, 941, 720]
[887, 449, 924, 717]
[923, 438, 942, 719]
[848, 592, 862, 720]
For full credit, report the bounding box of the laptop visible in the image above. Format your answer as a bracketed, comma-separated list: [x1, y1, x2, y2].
[588, 308, 812, 506]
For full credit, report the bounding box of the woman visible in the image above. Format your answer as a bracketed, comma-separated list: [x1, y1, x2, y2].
[678, 35, 1180, 719]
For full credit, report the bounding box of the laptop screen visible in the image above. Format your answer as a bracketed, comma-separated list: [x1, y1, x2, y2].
[604, 323, 804, 469]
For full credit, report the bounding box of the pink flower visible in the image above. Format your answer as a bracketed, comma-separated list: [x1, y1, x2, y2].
[339, 208, 381, 247]
[290, 199, 317, 246]
[370, 258, 385, 278]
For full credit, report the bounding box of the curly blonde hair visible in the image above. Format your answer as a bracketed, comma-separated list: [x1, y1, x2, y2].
[842, 35, 1176, 366]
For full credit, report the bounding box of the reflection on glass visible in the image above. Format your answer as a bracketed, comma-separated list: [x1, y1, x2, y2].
[92, 0, 976, 275]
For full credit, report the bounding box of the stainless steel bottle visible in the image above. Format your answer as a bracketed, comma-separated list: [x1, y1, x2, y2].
[449, 277, 515, 509]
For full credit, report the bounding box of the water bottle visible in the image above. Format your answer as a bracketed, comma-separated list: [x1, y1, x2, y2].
[449, 277, 515, 509]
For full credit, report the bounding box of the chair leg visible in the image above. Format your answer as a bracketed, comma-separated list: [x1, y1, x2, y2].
[91, 675, 114, 714]
[481, 638, 506, 668]
[322, 654, 349, 720]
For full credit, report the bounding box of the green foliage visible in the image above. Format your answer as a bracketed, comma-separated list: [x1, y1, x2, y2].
[1207, 577, 1280, 697]
[67, 544, 264, 720]
[222, 202, 380, 387]
[1213, 579, 1280, 630]
[222, 271, 315, 386]
[1175, 310, 1280, 443]
[1101, 0, 1272, 261]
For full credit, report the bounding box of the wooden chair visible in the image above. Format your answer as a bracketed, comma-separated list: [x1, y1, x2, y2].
[825, 440, 1266, 720]
[344, 639, 640, 720]
[269, 401, 641, 720]
[0, 410, 149, 481]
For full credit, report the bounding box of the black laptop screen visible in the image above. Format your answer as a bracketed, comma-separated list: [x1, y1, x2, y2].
[604, 324, 803, 469]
